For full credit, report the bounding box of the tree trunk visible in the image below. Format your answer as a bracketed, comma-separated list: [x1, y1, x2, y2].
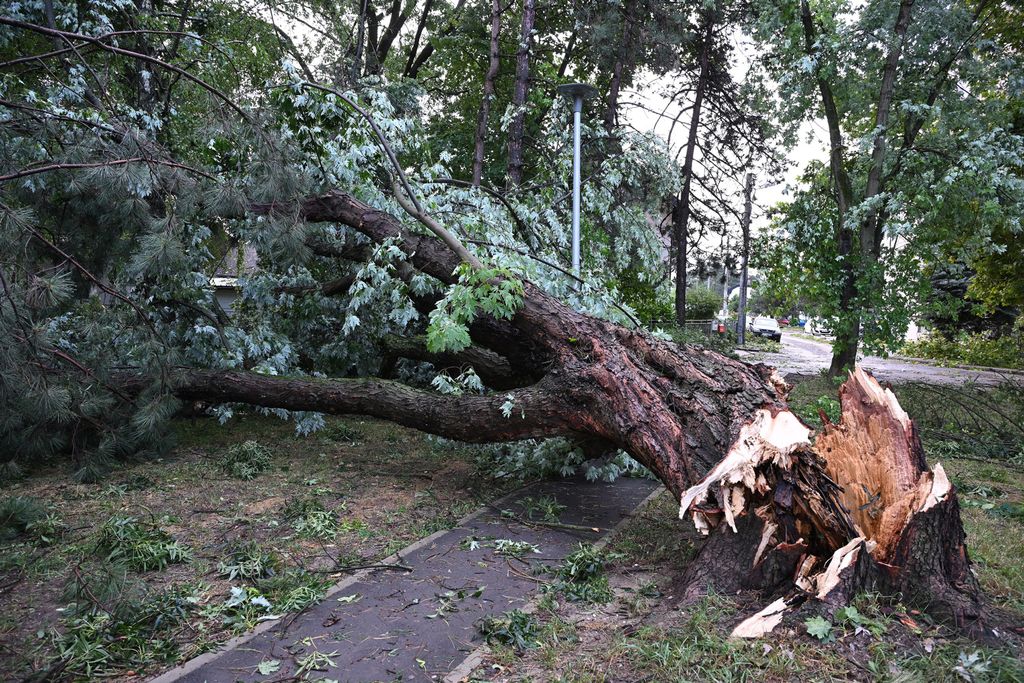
[673, 10, 715, 326]
[736, 173, 753, 345]
[602, 2, 636, 134]
[472, 0, 502, 186]
[403, 0, 434, 81]
[150, 189, 990, 636]
[506, 0, 535, 187]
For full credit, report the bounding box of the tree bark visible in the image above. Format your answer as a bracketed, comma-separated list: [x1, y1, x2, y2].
[673, 9, 715, 326]
[506, 0, 535, 187]
[148, 190, 988, 635]
[472, 0, 503, 186]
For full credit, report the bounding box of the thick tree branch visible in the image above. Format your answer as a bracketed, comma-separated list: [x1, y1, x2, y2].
[160, 369, 572, 442]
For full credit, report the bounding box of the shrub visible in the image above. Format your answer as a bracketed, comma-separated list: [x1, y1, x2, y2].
[94, 516, 191, 571]
[684, 287, 722, 321]
[901, 331, 1023, 369]
[220, 440, 273, 479]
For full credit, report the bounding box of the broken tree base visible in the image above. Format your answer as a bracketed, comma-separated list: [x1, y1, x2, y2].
[676, 368, 986, 638]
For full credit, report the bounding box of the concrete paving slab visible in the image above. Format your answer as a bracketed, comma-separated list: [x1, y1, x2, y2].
[151, 476, 660, 683]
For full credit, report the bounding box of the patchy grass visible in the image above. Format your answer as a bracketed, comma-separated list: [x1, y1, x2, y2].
[0, 412, 511, 680]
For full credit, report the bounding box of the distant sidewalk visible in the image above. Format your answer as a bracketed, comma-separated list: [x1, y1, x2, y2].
[150, 476, 660, 683]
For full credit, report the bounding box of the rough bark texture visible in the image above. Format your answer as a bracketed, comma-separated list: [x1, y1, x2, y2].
[155, 191, 987, 635]
[506, 0, 535, 186]
[472, 0, 502, 186]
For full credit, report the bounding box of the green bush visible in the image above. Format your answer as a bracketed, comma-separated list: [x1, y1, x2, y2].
[0, 495, 46, 540]
[220, 440, 273, 479]
[685, 287, 722, 321]
[901, 330, 1023, 369]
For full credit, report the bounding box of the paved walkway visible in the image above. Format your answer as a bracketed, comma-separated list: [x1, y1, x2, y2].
[151, 476, 660, 683]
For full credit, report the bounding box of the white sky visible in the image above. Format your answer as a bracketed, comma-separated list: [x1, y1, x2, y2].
[619, 30, 829, 239]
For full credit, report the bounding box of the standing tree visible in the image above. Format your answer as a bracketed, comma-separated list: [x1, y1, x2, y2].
[750, 0, 1024, 373]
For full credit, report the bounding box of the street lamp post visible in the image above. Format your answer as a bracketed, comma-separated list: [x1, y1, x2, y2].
[556, 83, 597, 277]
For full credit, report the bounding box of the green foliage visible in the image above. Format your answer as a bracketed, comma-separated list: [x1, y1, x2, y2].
[803, 615, 834, 642]
[94, 516, 191, 571]
[206, 585, 276, 630]
[478, 609, 540, 651]
[901, 329, 1023, 370]
[520, 495, 566, 523]
[220, 440, 274, 480]
[684, 287, 722, 321]
[284, 498, 340, 539]
[427, 264, 524, 353]
[217, 541, 280, 581]
[544, 543, 616, 604]
[256, 569, 330, 612]
[616, 270, 673, 324]
[804, 602, 888, 644]
[56, 571, 199, 679]
[493, 538, 541, 558]
[0, 495, 46, 541]
[795, 395, 841, 430]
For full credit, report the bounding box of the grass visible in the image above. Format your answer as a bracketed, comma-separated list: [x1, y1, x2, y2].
[0, 412, 513, 680]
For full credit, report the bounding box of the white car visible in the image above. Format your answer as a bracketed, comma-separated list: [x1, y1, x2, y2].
[748, 316, 781, 342]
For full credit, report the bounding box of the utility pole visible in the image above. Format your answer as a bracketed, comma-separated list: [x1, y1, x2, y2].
[737, 172, 755, 346]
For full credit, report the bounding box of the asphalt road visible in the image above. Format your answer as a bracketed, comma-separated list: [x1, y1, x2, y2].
[740, 331, 1019, 386]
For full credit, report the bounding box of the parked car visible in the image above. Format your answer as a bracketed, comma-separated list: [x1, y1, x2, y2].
[748, 316, 782, 342]
[805, 317, 834, 336]
[777, 317, 790, 326]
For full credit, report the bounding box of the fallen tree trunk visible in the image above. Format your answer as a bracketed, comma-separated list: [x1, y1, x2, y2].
[162, 191, 984, 634]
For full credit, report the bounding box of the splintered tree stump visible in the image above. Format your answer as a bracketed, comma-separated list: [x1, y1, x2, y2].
[149, 191, 988, 638]
[681, 369, 983, 638]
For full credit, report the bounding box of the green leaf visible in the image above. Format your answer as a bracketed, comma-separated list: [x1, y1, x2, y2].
[257, 659, 281, 675]
[804, 615, 833, 641]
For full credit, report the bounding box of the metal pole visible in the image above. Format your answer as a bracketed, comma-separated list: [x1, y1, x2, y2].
[737, 172, 754, 346]
[571, 95, 582, 277]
